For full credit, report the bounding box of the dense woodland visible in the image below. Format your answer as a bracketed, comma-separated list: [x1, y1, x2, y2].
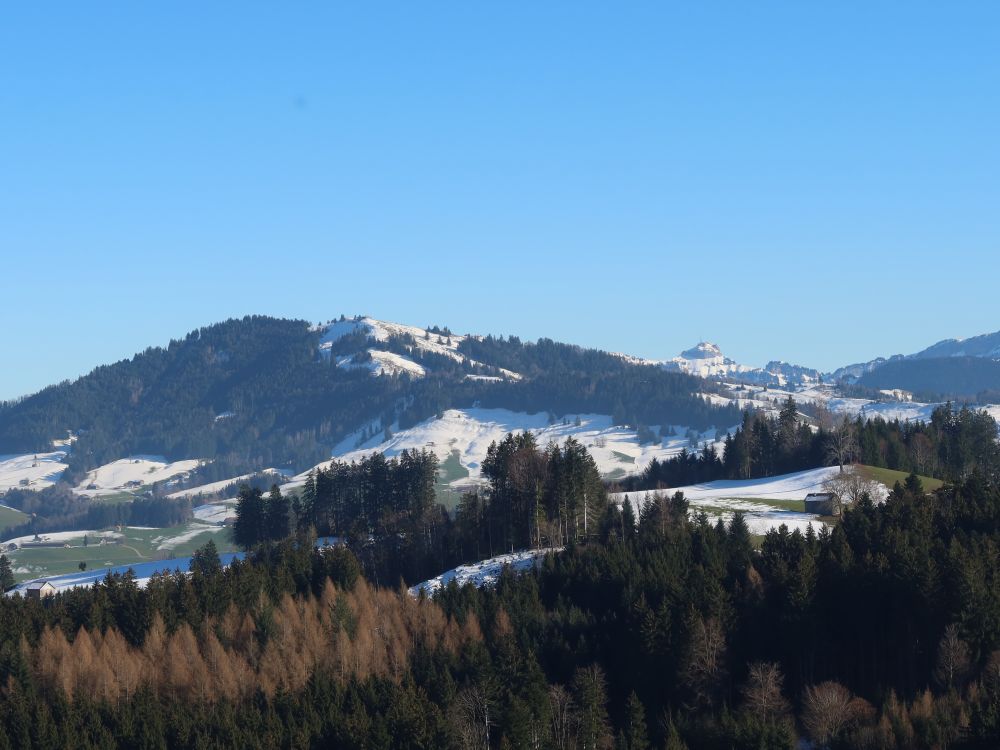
[626, 399, 1000, 492]
[858, 357, 1000, 401]
[231, 436, 608, 586]
[0, 456, 998, 747]
[0, 316, 737, 481]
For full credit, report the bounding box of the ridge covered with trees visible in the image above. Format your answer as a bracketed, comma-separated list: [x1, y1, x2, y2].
[0, 316, 739, 481]
[858, 356, 1000, 401]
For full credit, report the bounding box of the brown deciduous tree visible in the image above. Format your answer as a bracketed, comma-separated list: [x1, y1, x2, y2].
[826, 417, 858, 472]
[547, 684, 574, 750]
[934, 624, 971, 690]
[30, 577, 479, 704]
[740, 661, 790, 722]
[455, 685, 493, 750]
[823, 468, 887, 507]
[802, 681, 874, 746]
[682, 614, 727, 709]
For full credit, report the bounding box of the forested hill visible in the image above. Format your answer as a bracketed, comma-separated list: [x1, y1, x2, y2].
[858, 356, 1000, 401]
[0, 315, 739, 479]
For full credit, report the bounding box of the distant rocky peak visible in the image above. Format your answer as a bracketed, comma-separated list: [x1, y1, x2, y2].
[679, 342, 725, 360]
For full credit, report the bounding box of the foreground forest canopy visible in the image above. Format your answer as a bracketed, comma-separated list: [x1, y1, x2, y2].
[1, 429, 1000, 748]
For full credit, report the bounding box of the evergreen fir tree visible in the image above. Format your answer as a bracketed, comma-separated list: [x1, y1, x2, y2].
[264, 485, 292, 541]
[233, 486, 266, 548]
[190, 539, 222, 577]
[621, 691, 650, 750]
[572, 665, 611, 750]
[621, 497, 637, 542]
[664, 719, 688, 750]
[298, 470, 317, 532]
[0, 554, 13, 591]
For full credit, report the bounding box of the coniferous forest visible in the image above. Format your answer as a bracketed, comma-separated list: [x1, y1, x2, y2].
[626, 399, 1000, 492]
[230, 435, 608, 587]
[0, 425, 998, 748]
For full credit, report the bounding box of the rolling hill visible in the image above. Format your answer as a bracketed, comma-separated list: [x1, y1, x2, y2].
[0, 315, 740, 482]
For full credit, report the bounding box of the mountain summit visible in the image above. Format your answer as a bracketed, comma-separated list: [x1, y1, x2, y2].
[678, 342, 725, 360]
[663, 342, 820, 387]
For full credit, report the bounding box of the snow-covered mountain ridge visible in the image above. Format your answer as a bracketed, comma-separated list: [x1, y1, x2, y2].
[315, 317, 823, 388]
[652, 326, 1000, 389]
[830, 330, 1000, 384]
[660, 342, 822, 387]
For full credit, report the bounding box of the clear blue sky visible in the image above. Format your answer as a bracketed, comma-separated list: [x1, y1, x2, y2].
[2, 3, 999, 400]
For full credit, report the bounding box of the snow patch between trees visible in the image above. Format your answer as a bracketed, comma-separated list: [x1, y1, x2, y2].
[408, 548, 559, 597]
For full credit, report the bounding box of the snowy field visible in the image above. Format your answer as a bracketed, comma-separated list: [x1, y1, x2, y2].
[408, 548, 558, 597]
[621, 496, 821, 536]
[640, 467, 842, 503]
[336, 349, 428, 378]
[613, 467, 849, 536]
[3, 529, 124, 549]
[74, 456, 203, 497]
[0, 451, 68, 492]
[192, 501, 237, 524]
[149, 521, 222, 551]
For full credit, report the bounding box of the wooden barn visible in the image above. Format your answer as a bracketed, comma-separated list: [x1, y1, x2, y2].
[25, 581, 56, 600]
[804, 492, 841, 516]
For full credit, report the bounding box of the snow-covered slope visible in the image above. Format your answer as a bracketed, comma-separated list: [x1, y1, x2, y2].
[167, 470, 286, 500]
[75, 456, 203, 497]
[336, 349, 428, 378]
[315, 316, 520, 381]
[625, 466, 842, 504]
[318, 317, 468, 361]
[0, 451, 68, 492]
[408, 548, 557, 597]
[285, 408, 732, 491]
